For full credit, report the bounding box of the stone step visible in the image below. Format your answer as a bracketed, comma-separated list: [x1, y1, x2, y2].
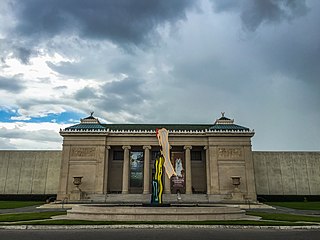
[86, 194, 211, 204]
[65, 204, 252, 221]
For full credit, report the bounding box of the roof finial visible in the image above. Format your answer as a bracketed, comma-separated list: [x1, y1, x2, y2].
[90, 111, 94, 117]
[221, 112, 225, 117]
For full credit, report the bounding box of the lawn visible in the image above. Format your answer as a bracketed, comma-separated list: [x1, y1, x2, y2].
[266, 202, 320, 210]
[1, 211, 318, 226]
[1, 202, 320, 226]
[247, 211, 320, 223]
[0, 211, 66, 222]
[0, 201, 44, 209]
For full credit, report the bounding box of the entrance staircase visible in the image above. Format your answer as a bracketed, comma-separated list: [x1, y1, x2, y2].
[85, 193, 226, 204]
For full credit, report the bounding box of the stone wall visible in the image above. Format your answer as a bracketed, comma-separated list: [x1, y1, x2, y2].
[253, 151, 320, 195]
[1, 150, 320, 196]
[0, 151, 61, 195]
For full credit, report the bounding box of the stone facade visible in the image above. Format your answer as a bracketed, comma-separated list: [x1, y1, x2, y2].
[57, 114, 257, 202]
[1, 150, 319, 198]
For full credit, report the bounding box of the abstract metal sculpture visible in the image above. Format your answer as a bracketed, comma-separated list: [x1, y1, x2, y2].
[151, 128, 176, 204]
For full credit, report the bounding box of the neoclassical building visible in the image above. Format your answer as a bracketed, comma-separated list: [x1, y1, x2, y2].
[57, 113, 256, 203]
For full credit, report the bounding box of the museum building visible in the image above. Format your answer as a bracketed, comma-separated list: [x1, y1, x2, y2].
[57, 113, 256, 203]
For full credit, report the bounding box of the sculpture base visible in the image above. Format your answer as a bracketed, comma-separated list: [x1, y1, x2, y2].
[231, 192, 244, 201]
[64, 204, 249, 221]
[69, 189, 84, 201]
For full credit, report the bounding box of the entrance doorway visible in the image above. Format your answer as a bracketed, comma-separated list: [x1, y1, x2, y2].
[129, 151, 144, 193]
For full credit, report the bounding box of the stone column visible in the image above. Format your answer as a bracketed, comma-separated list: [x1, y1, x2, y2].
[95, 146, 106, 194]
[204, 146, 211, 194]
[209, 146, 219, 194]
[143, 145, 151, 194]
[103, 146, 111, 194]
[122, 145, 131, 194]
[184, 145, 192, 194]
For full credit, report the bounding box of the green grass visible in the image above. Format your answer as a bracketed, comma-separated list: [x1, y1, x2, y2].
[0, 201, 44, 209]
[15, 219, 314, 226]
[247, 211, 320, 223]
[266, 202, 320, 210]
[0, 211, 66, 222]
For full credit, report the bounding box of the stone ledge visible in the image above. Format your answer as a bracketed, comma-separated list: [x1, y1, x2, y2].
[64, 204, 249, 221]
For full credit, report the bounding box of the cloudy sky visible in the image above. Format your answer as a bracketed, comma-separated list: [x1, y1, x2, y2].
[0, 0, 319, 151]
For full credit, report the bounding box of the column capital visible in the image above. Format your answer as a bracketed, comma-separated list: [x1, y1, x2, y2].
[184, 145, 192, 150]
[122, 145, 131, 150]
[106, 146, 111, 150]
[204, 146, 208, 150]
[143, 145, 152, 150]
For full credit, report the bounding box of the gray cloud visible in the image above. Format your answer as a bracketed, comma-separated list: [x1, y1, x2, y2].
[46, 61, 88, 78]
[0, 76, 25, 93]
[53, 86, 68, 91]
[13, 47, 33, 65]
[211, 0, 308, 31]
[10, 0, 196, 48]
[96, 78, 149, 117]
[70, 77, 150, 122]
[74, 87, 98, 100]
[0, 0, 320, 151]
[0, 127, 61, 142]
[0, 138, 16, 149]
[0, 39, 36, 65]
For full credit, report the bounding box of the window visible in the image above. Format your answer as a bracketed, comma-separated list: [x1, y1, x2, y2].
[113, 150, 124, 161]
[191, 151, 202, 161]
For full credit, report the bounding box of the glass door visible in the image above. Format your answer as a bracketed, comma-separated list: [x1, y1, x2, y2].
[130, 151, 144, 193]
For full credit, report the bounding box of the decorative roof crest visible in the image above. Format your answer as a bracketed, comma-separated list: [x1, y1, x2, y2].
[215, 112, 234, 125]
[80, 112, 100, 124]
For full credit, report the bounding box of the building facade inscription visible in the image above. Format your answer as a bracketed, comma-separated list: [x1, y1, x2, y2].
[218, 147, 242, 160]
[71, 147, 96, 158]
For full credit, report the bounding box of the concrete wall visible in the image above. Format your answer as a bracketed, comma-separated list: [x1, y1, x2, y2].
[1, 150, 320, 196]
[0, 151, 61, 195]
[253, 152, 320, 195]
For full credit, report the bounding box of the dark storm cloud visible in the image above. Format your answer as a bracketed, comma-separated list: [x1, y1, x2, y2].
[0, 39, 35, 65]
[97, 77, 149, 114]
[0, 76, 25, 93]
[211, 0, 308, 31]
[74, 87, 97, 100]
[10, 0, 196, 47]
[13, 47, 33, 64]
